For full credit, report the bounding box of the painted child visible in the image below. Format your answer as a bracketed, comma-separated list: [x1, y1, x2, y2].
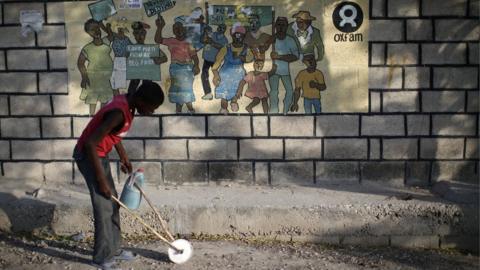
[155, 15, 200, 113]
[236, 60, 276, 114]
[291, 54, 327, 114]
[73, 80, 165, 269]
[77, 19, 114, 116]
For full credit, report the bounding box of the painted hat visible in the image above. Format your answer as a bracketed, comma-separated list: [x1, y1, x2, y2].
[231, 22, 246, 34]
[292, 11, 316, 21]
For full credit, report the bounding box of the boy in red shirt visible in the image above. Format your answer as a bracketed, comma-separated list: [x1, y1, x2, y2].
[73, 80, 164, 269]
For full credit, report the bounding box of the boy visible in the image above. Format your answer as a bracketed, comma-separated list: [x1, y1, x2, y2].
[290, 54, 326, 114]
[73, 80, 164, 269]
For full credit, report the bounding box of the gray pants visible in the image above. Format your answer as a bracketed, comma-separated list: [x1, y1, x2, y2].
[74, 147, 121, 264]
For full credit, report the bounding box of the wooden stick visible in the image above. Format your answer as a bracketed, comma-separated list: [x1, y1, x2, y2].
[111, 196, 181, 253]
[134, 183, 175, 242]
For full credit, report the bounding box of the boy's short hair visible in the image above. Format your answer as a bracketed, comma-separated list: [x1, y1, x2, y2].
[84, 19, 99, 32]
[134, 80, 164, 106]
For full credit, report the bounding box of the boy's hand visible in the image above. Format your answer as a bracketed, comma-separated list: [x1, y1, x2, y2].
[309, 80, 318, 89]
[81, 76, 90, 89]
[156, 15, 165, 28]
[270, 51, 279, 60]
[98, 180, 112, 199]
[120, 159, 132, 174]
[193, 65, 200, 75]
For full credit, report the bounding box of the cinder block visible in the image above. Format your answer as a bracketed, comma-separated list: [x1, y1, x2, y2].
[361, 162, 405, 187]
[7, 50, 47, 70]
[471, 0, 480, 16]
[0, 51, 5, 71]
[387, 44, 418, 65]
[4, 3, 44, 24]
[406, 161, 430, 187]
[109, 140, 144, 160]
[432, 115, 476, 135]
[0, 96, 8, 115]
[467, 91, 479, 112]
[145, 139, 187, 160]
[44, 162, 72, 184]
[53, 95, 89, 115]
[0, 73, 37, 93]
[0, 140, 10, 159]
[207, 116, 250, 137]
[48, 49, 68, 69]
[1, 118, 40, 138]
[270, 162, 314, 185]
[46, 2, 65, 23]
[370, 138, 381, 159]
[362, 115, 404, 136]
[38, 25, 66, 47]
[465, 138, 478, 159]
[370, 92, 381, 112]
[285, 139, 322, 160]
[435, 19, 479, 41]
[3, 162, 43, 179]
[162, 116, 205, 137]
[369, 20, 404, 41]
[252, 116, 268, 136]
[420, 138, 464, 159]
[343, 236, 389, 246]
[0, 26, 35, 47]
[10, 96, 52, 115]
[383, 138, 418, 159]
[406, 19, 433, 41]
[391, 236, 439, 248]
[371, 0, 386, 17]
[130, 162, 162, 184]
[51, 140, 76, 160]
[404, 67, 430, 89]
[407, 114, 430, 136]
[42, 117, 71, 138]
[368, 67, 402, 89]
[270, 116, 314, 136]
[388, 0, 419, 17]
[422, 43, 467, 64]
[127, 117, 160, 137]
[441, 236, 479, 253]
[422, 91, 465, 112]
[254, 162, 269, 184]
[316, 115, 359, 136]
[371, 43, 385, 65]
[423, 0, 467, 16]
[73, 117, 90, 138]
[209, 162, 253, 182]
[163, 162, 207, 183]
[239, 139, 283, 160]
[432, 161, 479, 183]
[188, 139, 237, 160]
[324, 139, 367, 160]
[469, 42, 479, 64]
[316, 162, 359, 184]
[382, 91, 419, 112]
[39, 72, 68, 93]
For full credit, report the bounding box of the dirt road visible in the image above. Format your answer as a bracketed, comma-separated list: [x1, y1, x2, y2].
[0, 233, 478, 270]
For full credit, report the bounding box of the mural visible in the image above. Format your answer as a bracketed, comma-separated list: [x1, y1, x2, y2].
[65, 0, 368, 115]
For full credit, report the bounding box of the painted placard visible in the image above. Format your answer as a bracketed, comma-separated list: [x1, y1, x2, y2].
[88, 0, 117, 21]
[208, 5, 273, 26]
[126, 44, 162, 81]
[143, 0, 176, 17]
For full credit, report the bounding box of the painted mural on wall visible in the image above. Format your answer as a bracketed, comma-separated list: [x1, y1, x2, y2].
[65, 0, 368, 115]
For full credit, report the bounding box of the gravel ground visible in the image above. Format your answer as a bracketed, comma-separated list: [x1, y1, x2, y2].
[0, 233, 478, 270]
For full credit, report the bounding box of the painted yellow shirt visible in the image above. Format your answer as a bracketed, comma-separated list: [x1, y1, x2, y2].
[294, 69, 325, 99]
[212, 45, 254, 71]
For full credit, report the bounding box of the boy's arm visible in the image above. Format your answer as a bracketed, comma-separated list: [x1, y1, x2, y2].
[77, 52, 89, 88]
[154, 15, 165, 44]
[114, 142, 132, 174]
[84, 110, 124, 199]
[291, 87, 301, 112]
[268, 63, 277, 77]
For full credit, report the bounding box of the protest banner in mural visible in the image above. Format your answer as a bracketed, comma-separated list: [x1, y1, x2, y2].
[143, 0, 176, 17]
[207, 5, 273, 26]
[126, 45, 162, 80]
[88, 0, 117, 21]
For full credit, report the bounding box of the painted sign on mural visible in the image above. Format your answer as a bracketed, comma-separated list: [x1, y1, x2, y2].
[65, 0, 368, 115]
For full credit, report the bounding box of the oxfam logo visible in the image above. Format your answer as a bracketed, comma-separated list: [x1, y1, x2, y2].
[332, 2, 363, 33]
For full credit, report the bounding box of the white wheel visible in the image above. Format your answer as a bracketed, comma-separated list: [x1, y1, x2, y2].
[168, 239, 193, 264]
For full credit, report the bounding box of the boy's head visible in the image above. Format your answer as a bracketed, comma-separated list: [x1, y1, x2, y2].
[302, 54, 316, 69]
[131, 21, 149, 44]
[253, 59, 265, 71]
[172, 21, 187, 40]
[84, 19, 101, 39]
[217, 23, 226, 34]
[133, 81, 164, 115]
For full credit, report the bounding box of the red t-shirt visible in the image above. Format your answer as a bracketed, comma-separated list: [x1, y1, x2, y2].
[76, 94, 134, 157]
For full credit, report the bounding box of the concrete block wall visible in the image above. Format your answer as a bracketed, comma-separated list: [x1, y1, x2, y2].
[0, 0, 478, 188]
